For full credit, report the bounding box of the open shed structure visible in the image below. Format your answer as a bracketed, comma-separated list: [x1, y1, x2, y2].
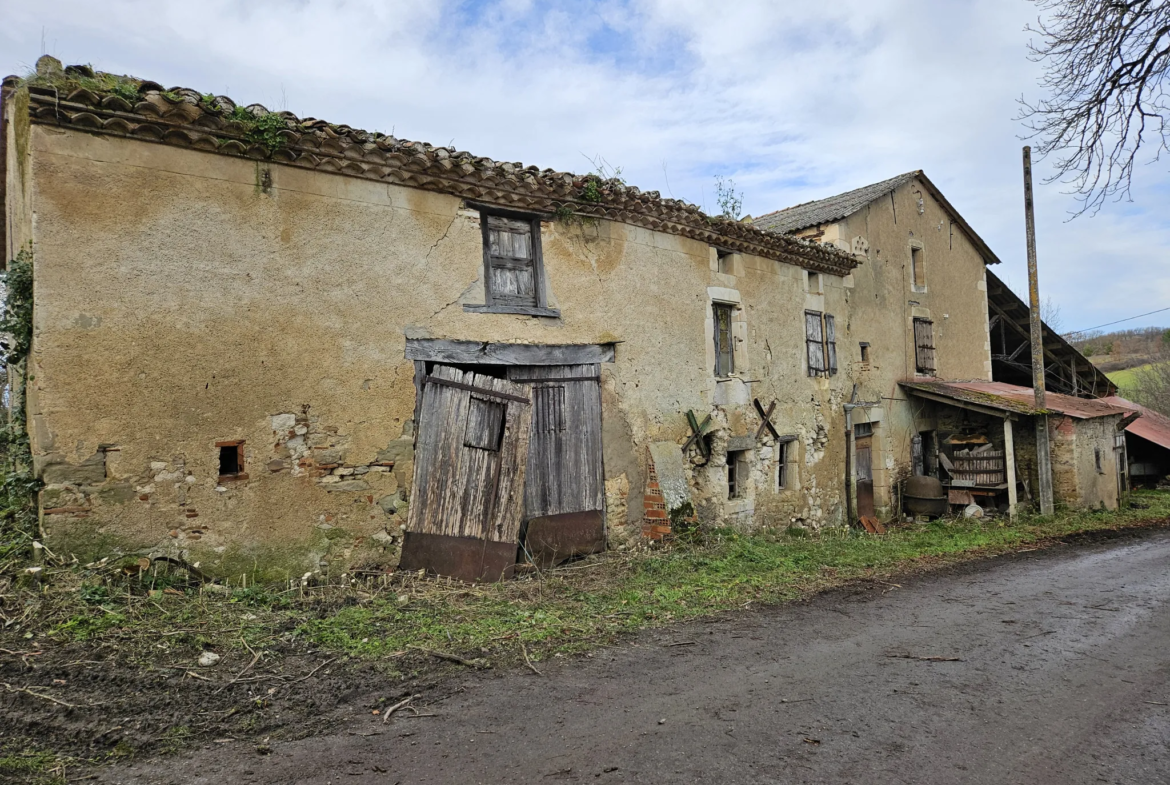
[901, 381, 1132, 515]
[1102, 397, 1170, 488]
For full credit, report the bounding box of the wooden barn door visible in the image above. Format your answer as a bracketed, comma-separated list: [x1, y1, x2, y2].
[506, 364, 605, 567]
[400, 365, 532, 582]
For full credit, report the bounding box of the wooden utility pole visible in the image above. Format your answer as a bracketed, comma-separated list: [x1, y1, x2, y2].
[1023, 146, 1054, 516]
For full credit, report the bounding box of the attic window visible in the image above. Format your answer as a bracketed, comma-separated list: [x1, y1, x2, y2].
[217, 441, 246, 481]
[713, 303, 736, 377]
[910, 246, 926, 290]
[464, 206, 558, 317]
[860, 342, 871, 363]
[716, 248, 735, 275]
[806, 271, 822, 294]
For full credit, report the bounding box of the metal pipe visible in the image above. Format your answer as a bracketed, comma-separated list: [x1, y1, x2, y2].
[1022, 146, 1055, 515]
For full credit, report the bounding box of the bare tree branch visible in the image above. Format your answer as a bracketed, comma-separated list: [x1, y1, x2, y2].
[1019, 0, 1170, 215]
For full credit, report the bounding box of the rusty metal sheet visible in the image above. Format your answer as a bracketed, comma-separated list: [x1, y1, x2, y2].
[1104, 396, 1170, 451]
[398, 531, 517, 583]
[902, 380, 1132, 420]
[522, 510, 605, 569]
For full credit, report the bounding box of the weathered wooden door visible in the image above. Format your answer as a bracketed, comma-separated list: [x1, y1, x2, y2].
[855, 435, 875, 518]
[506, 364, 605, 566]
[400, 365, 532, 582]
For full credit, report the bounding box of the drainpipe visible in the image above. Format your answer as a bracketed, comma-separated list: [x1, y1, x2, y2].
[843, 384, 881, 525]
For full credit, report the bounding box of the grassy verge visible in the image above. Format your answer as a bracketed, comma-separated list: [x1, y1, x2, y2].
[6, 491, 1168, 666]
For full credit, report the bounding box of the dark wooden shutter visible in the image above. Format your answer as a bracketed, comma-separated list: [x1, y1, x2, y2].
[485, 216, 538, 307]
[806, 311, 825, 377]
[913, 318, 936, 374]
[714, 304, 734, 377]
[824, 314, 837, 375]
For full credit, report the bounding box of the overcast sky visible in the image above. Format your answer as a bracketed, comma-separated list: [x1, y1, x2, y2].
[5, 0, 1168, 335]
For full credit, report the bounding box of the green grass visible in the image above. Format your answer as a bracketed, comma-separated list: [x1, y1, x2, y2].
[1107, 361, 1167, 393]
[15, 492, 1170, 673]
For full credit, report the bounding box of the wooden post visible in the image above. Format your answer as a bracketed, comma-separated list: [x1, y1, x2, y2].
[1003, 417, 1017, 519]
[1023, 146, 1055, 515]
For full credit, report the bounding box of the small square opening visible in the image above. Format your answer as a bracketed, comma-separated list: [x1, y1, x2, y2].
[806, 271, 822, 293]
[217, 441, 245, 480]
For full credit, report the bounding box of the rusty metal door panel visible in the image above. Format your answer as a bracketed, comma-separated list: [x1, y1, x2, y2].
[522, 511, 605, 569]
[404, 365, 532, 581]
[398, 531, 518, 583]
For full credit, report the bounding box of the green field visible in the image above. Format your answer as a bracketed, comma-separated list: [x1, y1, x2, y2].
[1107, 363, 1159, 392]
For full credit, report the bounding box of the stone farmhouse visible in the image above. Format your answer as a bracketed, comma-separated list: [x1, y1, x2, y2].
[755, 172, 1129, 515]
[0, 57, 1130, 582]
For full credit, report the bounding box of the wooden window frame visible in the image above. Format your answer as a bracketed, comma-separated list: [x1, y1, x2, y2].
[463, 203, 559, 318]
[713, 302, 736, 378]
[216, 440, 248, 482]
[805, 311, 838, 378]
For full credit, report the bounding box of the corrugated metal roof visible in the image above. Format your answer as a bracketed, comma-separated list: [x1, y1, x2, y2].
[1103, 397, 1170, 451]
[752, 172, 919, 234]
[901, 380, 1131, 419]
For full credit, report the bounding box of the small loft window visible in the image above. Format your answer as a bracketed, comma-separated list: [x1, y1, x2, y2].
[217, 441, 246, 480]
[716, 248, 734, 275]
[806, 271, 822, 293]
[860, 342, 871, 363]
[1095, 447, 1104, 474]
[728, 450, 747, 499]
[713, 302, 735, 377]
[911, 246, 925, 289]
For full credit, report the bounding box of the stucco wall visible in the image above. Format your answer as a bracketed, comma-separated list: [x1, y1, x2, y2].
[20, 125, 853, 577]
[1051, 414, 1121, 511]
[811, 179, 993, 515]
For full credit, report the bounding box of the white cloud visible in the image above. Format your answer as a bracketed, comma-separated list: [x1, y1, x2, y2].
[4, 0, 1168, 331]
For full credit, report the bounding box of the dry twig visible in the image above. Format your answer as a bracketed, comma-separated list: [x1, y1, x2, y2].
[520, 642, 542, 676]
[408, 645, 489, 669]
[382, 694, 418, 724]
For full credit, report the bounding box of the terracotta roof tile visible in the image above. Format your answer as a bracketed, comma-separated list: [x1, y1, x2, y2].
[4, 58, 859, 276]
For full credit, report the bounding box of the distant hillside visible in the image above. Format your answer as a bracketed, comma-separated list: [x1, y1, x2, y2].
[1066, 326, 1169, 373]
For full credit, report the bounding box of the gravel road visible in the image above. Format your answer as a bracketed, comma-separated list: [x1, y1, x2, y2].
[106, 528, 1170, 784]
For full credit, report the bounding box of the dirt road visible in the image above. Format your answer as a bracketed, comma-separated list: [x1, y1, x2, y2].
[105, 529, 1170, 784]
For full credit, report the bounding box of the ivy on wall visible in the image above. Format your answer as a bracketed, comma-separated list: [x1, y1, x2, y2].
[0, 247, 40, 571]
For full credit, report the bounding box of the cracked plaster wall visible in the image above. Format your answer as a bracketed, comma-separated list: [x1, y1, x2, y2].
[24, 125, 863, 574]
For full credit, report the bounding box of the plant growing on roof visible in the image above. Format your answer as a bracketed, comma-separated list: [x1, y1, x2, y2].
[229, 106, 290, 155]
[715, 175, 743, 221]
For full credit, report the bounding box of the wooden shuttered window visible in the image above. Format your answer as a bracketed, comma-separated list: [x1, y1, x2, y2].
[805, 311, 838, 377]
[913, 317, 936, 375]
[483, 214, 544, 308]
[714, 303, 735, 377]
